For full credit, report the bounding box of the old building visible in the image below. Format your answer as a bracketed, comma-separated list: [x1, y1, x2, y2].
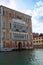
[0, 5, 33, 51]
[33, 33, 43, 48]
[32, 33, 39, 38]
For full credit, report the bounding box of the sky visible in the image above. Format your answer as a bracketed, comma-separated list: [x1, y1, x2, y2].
[0, 0, 43, 33]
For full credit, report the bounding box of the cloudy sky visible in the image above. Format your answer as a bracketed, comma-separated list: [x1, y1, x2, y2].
[0, 0, 43, 33]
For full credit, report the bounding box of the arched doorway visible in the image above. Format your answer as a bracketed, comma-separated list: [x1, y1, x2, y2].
[18, 42, 22, 49]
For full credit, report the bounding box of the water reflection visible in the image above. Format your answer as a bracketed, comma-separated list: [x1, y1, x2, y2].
[0, 49, 43, 65]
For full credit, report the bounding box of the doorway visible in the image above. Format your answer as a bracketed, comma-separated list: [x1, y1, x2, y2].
[18, 42, 22, 49]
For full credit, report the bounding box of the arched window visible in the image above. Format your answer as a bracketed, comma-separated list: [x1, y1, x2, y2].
[27, 42, 29, 47]
[15, 41, 17, 47]
[23, 42, 25, 47]
[30, 42, 32, 46]
[2, 32, 5, 39]
[6, 42, 10, 48]
[3, 41, 5, 48]
[10, 41, 12, 48]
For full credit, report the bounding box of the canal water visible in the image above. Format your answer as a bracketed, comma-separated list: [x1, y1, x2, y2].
[0, 49, 43, 65]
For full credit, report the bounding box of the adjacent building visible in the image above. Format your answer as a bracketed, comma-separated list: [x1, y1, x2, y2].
[33, 33, 43, 48]
[32, 33, 39, 38]
[0, 5, 33, 51]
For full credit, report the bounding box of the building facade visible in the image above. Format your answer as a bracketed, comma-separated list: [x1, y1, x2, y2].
[33, 33, 43, 48]
[0, 5, 33, 51]
[32, 33, 39, 38]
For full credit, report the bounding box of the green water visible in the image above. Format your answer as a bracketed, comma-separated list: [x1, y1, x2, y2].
[0, 49, 43, 65]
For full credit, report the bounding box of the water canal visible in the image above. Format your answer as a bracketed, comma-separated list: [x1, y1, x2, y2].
[0, 49, 43, 65]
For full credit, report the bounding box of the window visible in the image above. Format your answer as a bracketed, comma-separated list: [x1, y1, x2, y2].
[24, 34, 26, 40]
[10, 23, 11, 29]
[15, 41, 17, 47]
[39, 38, 40, 39]
[2, 32, 5, 39]
[2, 20, 5, 29]
[13, 22, 27, 32]
[16, 15, 22, 19]
[10, 32, 12, 39]
[9, 11, 14, 18]
[36, 41, 38, 43]
[6, 11, 8, 16]
[25, 18, 27, 22]
[11, 13, 14, 18]
[6, 42, 10, 48]
[10, 41, 12, 47]
[23, 42, 25, 47]
[13, 22, 16, 30]
[24, 16, 28, 22]
[13, 33, 28, 40]
[13, 33, 27, 40]
[3, 41, 5, 48]
[13, 23, 16, 28]
[9, 13, 11, 17]
[16, 29, 19, 31]
[24, 34, 28, 40]
[16, 13, 22, 20]
[33, 41, 35, 43]
[3, 8, 5, 16]
[42, 40, 43, 42]
[30, 42, 32, 46]
[27, 42, 29, 47]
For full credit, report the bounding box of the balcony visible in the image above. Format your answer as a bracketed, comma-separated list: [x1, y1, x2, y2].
[12, 18, 27, 26]
[9, 18, 28, 33]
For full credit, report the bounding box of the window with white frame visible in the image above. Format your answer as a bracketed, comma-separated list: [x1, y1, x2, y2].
[13, 33, 28, 40]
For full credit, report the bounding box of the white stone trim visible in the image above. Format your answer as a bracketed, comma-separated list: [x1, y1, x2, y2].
[1, 7, 3, 49]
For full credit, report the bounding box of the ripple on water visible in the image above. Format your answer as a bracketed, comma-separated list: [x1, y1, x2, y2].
[0, 49, 43, 65]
